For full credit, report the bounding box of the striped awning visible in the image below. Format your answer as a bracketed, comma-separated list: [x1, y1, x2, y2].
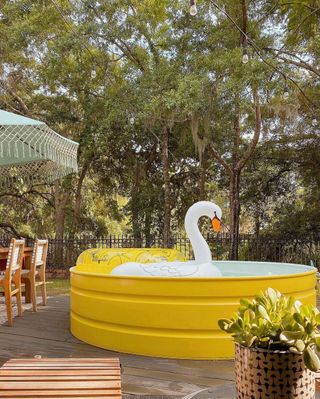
[0, 110, 78, 185]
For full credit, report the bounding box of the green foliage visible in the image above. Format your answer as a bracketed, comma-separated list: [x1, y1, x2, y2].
[218, 288, 320, 372]
[0, 0, 319, 241]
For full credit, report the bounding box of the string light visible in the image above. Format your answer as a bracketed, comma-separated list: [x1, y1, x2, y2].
[242, 47, 249, 64]
[283, 84, 289, 99]
[312, 118, 317, 127]
[189, 0, 197, 16]
[91, 70, 97, 79]
[129, 116, 135, 125]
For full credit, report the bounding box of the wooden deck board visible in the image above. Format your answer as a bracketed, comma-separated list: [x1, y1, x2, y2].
[0, 296, 234, 395]
[0, 357, 121, 398]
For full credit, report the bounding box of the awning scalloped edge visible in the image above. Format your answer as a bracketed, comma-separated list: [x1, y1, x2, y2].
[0, 124, 79, 185]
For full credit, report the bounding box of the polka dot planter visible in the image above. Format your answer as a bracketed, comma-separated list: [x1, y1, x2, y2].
[235, 343, 315, 399]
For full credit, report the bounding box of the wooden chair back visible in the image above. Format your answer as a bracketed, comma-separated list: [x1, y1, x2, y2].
[31, 239, 48, 274]
[6, 239, 25, 276]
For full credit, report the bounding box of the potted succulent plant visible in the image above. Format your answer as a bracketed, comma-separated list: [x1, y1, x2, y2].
[218, 288, 320, 399]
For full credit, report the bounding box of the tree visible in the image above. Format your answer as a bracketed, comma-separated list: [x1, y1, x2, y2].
[0, 0, 319, 255]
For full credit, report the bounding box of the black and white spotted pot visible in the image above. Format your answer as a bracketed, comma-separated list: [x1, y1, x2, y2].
[235, 343, 315, 399]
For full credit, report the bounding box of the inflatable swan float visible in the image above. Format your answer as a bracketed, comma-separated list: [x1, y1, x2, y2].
[110, 201, 223, 277]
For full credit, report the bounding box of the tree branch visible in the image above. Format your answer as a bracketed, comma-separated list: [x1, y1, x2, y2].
[0, 81, 31, 116]
[0, 190, 54, 208]
[208, 144, 233, 176]
[208, 0, 317, 108]
[264, 47, 320, 77]
[290, 8, 320, 38]
[0, 222, 29, 238]
[278, 56, 320, 77]
[237, 89, 261, 171]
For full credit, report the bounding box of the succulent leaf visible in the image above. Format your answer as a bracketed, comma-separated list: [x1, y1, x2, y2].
[266, 288, 278, 304]
[243, 310, 250, 325]
[304, 346, 320, 372]
[258, 305, 271, 322]
[293, 313, 304, 325]
[305, 322, 313, 334]
[248, 336, 257, 346]
[315, 336, 320, 351]
[289, 346, 301, 354]
[295, 340, 305, 352]
[280, 331, 304, 342]
[218, 319, 231, 331]
[294, 300, 302, 312]
[240, 298, 251, 307]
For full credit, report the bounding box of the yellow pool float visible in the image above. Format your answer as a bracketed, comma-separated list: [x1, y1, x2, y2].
[75, 247, 185, 273]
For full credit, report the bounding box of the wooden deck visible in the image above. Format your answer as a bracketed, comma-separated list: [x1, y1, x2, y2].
[0, 296, 234, 397]
[0, 358, 122, 398]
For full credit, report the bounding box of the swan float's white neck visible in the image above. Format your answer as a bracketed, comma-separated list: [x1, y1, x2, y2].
[184, 201, 222, 264]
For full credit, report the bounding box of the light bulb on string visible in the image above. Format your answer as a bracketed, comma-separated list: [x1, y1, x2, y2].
[283, 85, 289, 99]
[129, 116, 135, 125]
[91, 70, 97, 79]
[242, 48, 249, 64]
[312, 118, 317, 127]
[189, 0, 197, 16]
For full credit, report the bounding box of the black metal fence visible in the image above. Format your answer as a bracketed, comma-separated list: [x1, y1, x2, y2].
[0, 233, 317, 270]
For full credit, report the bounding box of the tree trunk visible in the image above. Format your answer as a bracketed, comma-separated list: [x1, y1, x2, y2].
[255, 216, 260, 237]
[55, 206, 66, 240]
[54, 182, 69, 268]
[227, 0, 247, 260]
[229, 171, 241, 260]
[208, 88, 261, 260]
[54, 183, 69, 240]
[131, 158, 141, 245]
[229, 98, 241, 260]
[162, 126, 171, 246]
[71, 159, 91, 237]
[144, 211, 152, 247]
[199, 149, 207, 200]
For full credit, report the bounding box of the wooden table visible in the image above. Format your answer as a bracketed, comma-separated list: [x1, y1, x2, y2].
[0, 247, 33, 303]
[0, 358, 121, 398]
[0, 246, 33, 262]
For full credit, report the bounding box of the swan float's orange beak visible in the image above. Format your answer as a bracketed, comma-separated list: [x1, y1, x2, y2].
[212, 215, 221, 233]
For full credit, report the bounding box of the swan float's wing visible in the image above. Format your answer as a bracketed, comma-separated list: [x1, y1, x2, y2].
[141, 262, 200, 277]
[110, 261, 222, 277]
[110, 261, 211, 277]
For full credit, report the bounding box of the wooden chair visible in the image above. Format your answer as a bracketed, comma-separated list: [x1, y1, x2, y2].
[21, 239, 48, 312]
[0, 238, 25, 326]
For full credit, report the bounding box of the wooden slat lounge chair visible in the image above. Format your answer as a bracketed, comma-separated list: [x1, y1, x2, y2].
[21, 239, 48, 311]
[0, 238, 25, 326]
[0, 358, 121, 398]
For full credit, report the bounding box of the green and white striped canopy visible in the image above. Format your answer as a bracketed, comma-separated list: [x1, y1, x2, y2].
[0, 110, 79, 185]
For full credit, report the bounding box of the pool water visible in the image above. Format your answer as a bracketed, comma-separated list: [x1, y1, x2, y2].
[214, 261, 314, 277]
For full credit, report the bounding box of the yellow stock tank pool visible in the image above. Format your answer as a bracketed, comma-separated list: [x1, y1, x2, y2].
[70, 248, 316, 359]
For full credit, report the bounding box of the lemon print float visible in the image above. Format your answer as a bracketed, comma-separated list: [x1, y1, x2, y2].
[75, 247, 186, 274]
[70, 201, 316, 359]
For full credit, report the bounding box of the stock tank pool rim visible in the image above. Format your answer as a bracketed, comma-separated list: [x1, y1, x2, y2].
[72, 260, 316, 280]
[70, 257, 317, 359]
